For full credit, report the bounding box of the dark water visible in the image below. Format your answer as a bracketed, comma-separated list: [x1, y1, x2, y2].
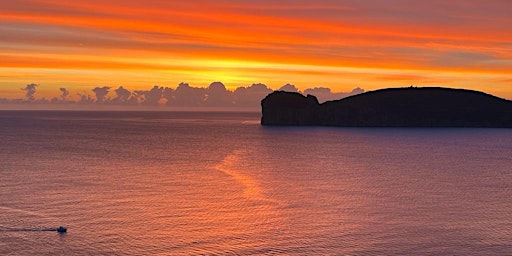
[1, 111, 511, 255]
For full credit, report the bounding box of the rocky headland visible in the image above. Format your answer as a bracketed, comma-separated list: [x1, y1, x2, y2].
[261, 87, 512, 127]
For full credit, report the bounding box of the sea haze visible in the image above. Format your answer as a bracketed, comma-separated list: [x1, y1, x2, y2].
[0, 111, 511, 255]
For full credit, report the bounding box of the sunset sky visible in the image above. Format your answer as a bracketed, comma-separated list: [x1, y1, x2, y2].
[1, 0, 511, 100]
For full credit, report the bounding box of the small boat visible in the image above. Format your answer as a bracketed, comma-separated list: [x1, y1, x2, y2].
[56, 226, 67, 233]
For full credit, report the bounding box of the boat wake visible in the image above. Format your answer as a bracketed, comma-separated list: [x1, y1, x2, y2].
[0, 226, 67, 233]
[0, 206, 67, 233]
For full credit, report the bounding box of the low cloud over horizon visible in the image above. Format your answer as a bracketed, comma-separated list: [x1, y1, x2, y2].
[0, 82, 364, 109]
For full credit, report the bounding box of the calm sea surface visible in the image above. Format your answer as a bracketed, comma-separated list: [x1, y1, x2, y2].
[0, 111, 511, 255]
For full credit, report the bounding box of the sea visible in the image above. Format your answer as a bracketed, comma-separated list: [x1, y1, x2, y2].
[0, 111, 511, 255]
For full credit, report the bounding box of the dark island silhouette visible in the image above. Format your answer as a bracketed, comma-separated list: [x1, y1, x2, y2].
[261, 87, 512, 127]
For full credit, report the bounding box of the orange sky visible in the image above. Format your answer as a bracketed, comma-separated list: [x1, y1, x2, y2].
[1, 0, 511, 100]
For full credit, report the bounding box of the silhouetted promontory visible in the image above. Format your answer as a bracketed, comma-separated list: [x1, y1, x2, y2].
[261, 87, 512, 127]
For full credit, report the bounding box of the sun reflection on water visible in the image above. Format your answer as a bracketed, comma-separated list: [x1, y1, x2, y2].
[214, 149, 273, 202]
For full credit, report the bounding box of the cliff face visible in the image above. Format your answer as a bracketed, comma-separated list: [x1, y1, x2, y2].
[261, 91, 320, 125]
[261, 87, 512, 127]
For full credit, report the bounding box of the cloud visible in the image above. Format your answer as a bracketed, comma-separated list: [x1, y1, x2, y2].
[2, 82, 368, 108]
[233, 83, 273, 107]
[206, 82, 232, 106]
[21, 83, 38, 101]
[92, 86, 110, 103]
[112, 86, 133, 104]
[137, 86, 164, 106]
[162, 87, 174, 105]
[173, 82, 206, 106]
[78, 93, 94, 104]
[278, 83, 299, 92]
[304, 87, 364, 102]
[59, 88, 69, 101]
[1, 0, 511, 101]
[430, 51, 496, 68]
